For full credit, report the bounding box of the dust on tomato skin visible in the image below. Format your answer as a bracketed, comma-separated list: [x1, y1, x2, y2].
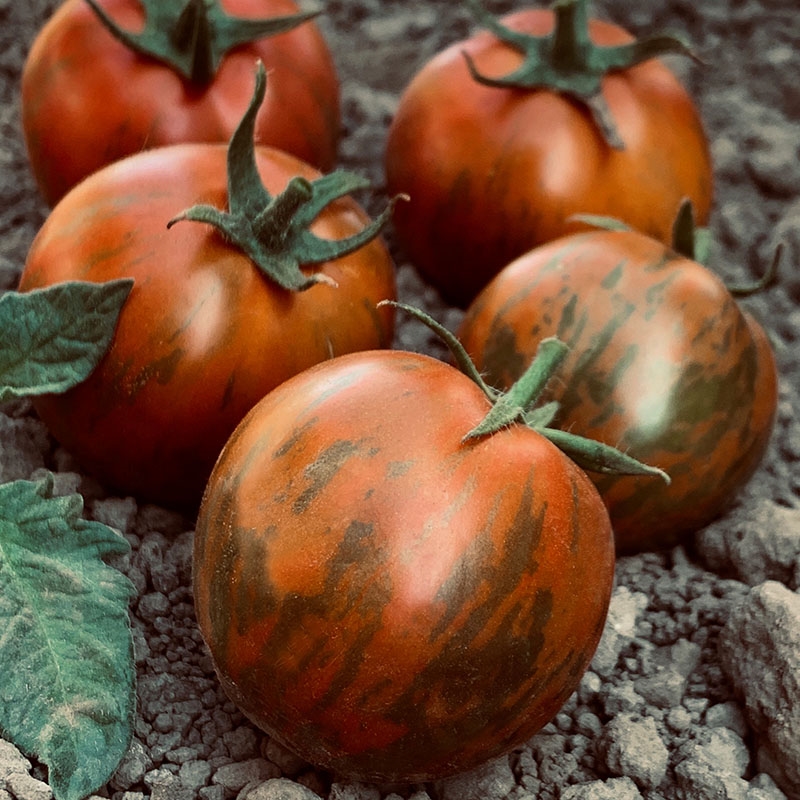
[193, 349, 615, 782]
[458, 230, 778, 552]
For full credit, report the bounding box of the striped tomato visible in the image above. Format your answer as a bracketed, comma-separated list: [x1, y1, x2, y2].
[22, 0, 340, 206]
[194, 345, 616, 781]
[17, 66, 396, 509]
[457, 229, 778, 552]
[384, 0, 711, 307]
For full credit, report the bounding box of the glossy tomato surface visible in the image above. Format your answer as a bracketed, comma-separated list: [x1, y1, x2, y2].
[17, 144, 395, 509]
[22, 0, 340, 206]
[194, 349, 615, 782]
[458, 230, 778, 552]
[384, 8, 712, 307]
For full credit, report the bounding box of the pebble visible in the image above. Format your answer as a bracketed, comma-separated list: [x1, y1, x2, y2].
[0, 740, 31, 781]
[199, 786, 224, 800]
[329, 782, 382, 800]
[222, 727, 260, 762]
[560, 777, 643, 800]
[2, 773, 51, 800]
[436, 756, 516, 800]
[696, 500, 800, 588]
[241, 778, 324, 800]
[719, 581, 800, 798]
[591, 587, 649, 677]
[597, 714, 669, 790]
[600, 680, 644, 717]
[177, 760, 212, 791]
[212, 759, 281, 794]
[111, 738, 153, 791]
[90, 496, 138, 534]
[705, 701, 749, 739]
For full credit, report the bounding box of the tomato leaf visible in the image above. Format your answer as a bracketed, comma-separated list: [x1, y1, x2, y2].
[83, 0, 319, 85]
[0, 473, 136, 800]
[168, 62, 399, 292]
[0, 279, 133, 403]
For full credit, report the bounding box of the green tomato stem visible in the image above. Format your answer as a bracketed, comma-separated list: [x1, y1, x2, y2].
[463, 0, 696, 149]
[550, 0, 590, 72]
[385, 301, 669, 483]
[167, 63, 396, 292]
[463, 337, 568, 441]
[84, 0, 320, 86]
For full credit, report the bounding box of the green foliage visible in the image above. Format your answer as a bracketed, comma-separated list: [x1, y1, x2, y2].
[0, 279, 133, 402]
[0, 474, 136, 800]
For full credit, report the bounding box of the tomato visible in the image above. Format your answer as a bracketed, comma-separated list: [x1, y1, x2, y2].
[22, 0, 340, 206]
[17, 120, 396, 508]
[193, 346, 615, 782]
[384, 0, 712, 307]
[457, 229, 778, 553]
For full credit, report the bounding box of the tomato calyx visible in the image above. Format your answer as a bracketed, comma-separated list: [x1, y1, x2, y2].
[670, 201, 782, 297]
[383, 301, 669, 482]
[463, 0, 696, 149]
[83, 0, 320, 86]
[168, 63, 400, 292]
[573, 200, 783, 297]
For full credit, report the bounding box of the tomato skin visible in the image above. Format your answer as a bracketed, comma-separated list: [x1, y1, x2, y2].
[17, 144, 395, 509]
[193, 349, 615, 782]
[384, 9, 712, 308]
[22, 0, 340, 206]
[457, 231, 778, 553]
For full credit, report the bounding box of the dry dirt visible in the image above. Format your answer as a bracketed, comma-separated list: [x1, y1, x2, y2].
[1, 1, 799, 800]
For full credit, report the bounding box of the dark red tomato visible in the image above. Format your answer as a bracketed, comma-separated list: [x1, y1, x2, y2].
[22, 0, 340, 206]
[194, 349, 615, 782]
[458, 230, 778, 553]
[384, 6, 712, 307]
[17, 144, 395, 509]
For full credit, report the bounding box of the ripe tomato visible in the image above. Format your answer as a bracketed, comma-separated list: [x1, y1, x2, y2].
[22, 0, 340, 206]
[193, 348, 615, 782]
[17, 142, 396, 509]
[384, 1, 712, 307]
[457, 229, 778, 552]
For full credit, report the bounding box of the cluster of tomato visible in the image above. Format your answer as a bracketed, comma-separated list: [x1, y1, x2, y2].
[17, 0, 777, 786]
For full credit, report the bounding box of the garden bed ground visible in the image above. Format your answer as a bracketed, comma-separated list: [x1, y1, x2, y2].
[1, 1, 799, 800]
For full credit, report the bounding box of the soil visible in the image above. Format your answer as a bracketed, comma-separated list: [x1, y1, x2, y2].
[1, 1, 799, 800]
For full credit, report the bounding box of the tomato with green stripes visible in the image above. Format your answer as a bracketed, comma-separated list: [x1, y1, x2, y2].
[193, 345, 617, 781]
[457, 228, 778, 552]
[17, 66, 395, 510]
[384, 0, 712, 307]
[22, 0, 340, 206]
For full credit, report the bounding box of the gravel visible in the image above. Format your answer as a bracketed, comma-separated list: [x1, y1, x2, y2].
[1, 1, 799, 799]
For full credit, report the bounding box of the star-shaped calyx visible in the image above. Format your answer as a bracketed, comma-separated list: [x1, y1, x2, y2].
[168, 62, 399, 292]
[463, 0, 697, 149]
[84, 0, 320, 85]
